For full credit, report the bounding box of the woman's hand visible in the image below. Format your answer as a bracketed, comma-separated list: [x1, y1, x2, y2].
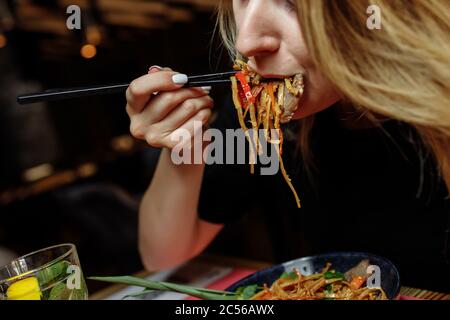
[126, 66, 214, 149]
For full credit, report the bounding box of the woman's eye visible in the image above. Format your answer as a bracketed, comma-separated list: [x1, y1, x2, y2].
[285, 0, 297, 12]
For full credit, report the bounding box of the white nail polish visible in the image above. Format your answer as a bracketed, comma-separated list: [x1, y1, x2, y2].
[172, 74, 188, 85]
[201, 86, 212, 93]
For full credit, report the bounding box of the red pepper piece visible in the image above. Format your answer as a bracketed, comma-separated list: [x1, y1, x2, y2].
[236, 72, 255, 105]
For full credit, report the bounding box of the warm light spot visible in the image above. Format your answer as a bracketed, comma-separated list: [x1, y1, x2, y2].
[111, 135, 135, 153]
[0, 34, 7, 49]
[77, 162, 97, 178]
[22, 163, 54, 182]
[80, 44, 97, 59]
[86, 26, 102, 45]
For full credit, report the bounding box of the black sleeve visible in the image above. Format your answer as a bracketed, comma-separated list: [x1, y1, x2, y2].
[197, 94, 258, 225]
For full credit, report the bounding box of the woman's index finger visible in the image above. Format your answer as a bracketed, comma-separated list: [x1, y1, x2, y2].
[126, 71, 185, 113]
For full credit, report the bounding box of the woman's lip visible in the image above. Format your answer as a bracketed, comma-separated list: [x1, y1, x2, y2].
[246, 61, 306, 78]
[260, 74, 291, 79]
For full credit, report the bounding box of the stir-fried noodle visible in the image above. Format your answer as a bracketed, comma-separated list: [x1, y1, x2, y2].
[230, 60, 304, 208]
[248, 261, 388, 300]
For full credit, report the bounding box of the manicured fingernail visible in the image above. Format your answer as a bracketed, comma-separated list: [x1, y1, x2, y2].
[148, 65, 163, 73]
[201, 86, 212, 93]
[172, 73, 188, 85]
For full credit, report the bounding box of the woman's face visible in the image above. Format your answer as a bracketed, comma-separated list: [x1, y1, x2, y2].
[232, 0, 341, 119]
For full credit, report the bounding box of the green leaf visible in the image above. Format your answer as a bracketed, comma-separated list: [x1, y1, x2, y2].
[323, 271, 345, 280]
[47, 278, 88, 300]
[280, 271, 298, 280]
[69, 279, 89, 300]
[37, 261, 70, 286]
[122, 289, 155, 300]
[89, 276, 237, 301]
[323, 284, 333, 296]
[48, 283, 67, 300]
[235, 284, 260, 300]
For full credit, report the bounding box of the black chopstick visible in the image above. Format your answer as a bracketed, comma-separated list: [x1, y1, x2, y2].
[188, 71, 236, 80]
[187, 79, 232, 87]
[17, 83, 130, 105]
[17, 71, 236, 105]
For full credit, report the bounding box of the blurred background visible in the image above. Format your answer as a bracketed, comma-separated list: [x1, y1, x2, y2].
[0, 0, 278, 293]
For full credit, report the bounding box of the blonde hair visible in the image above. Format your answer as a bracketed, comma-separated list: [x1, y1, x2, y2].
[216, 0, 450, 193]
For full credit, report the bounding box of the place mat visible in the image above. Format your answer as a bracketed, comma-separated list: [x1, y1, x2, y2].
[399, 287, 450, 300]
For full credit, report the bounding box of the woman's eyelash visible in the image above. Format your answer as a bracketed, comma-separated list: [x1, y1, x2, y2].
[285, 0, 297, 12]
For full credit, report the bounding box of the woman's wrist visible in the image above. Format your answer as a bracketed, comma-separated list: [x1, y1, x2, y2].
[161, 139, 211, 168]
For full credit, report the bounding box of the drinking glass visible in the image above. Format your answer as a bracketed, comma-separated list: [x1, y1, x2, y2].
[0, 243, 88, 300]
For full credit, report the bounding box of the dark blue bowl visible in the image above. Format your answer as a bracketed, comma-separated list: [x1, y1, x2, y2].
[226, 252, 401, 300]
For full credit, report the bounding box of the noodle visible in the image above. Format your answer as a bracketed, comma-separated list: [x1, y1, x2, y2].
[245, 262, 388, 300]
[230, 60, 304, 208]
[231, 75, 256, 174]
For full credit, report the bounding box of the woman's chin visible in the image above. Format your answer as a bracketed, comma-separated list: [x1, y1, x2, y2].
[292, 97, 342, 120]
[291, 104, 327, 120]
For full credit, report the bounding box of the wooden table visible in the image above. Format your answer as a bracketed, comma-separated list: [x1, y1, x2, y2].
[90, 253, 450, 300]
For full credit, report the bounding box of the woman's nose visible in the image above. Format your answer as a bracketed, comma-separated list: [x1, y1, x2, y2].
[235, 3, 281, 58]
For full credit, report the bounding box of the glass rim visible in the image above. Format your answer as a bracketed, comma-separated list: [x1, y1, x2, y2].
[0, 243, 76, 286]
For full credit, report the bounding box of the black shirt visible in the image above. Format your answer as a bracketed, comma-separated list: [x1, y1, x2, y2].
[198, 94, 450, 292]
